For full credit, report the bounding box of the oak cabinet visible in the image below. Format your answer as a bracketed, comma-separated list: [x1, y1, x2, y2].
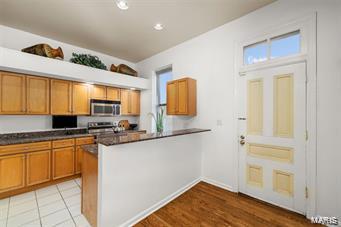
[121, 89, 140, 115]
[52, 147, 75, 180]
[106, 87, 120, 101]
[72, 82, 90, 115]
[0, 72, 26, 114]
[75, 137, 95, 174]
[26, 150, 51, 186]
[91, 85, 107, 100]
[0, 154, 25, 192]
[27, 76, 50, 114]
[166, 78, 196, 116]
[51, 79, 72, 115]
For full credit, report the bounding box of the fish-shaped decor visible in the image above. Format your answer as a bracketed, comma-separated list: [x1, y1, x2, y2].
[110, 64, 138, 77]
[22, 44, 64, 59]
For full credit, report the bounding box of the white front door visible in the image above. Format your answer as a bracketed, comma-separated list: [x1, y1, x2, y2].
[238, 63, 307, 214]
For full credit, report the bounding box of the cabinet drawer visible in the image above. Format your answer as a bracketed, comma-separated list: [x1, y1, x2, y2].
[76, 137, 95, 146]
[0, 141, 51, 156]
[52, 139, 75, 148]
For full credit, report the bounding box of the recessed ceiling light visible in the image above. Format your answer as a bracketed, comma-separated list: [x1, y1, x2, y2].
[116, 0, 129, 10]
[154, 23, 164, 31]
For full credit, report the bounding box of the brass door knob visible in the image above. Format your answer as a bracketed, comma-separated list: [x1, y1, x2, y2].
[240, 140, 245, 145]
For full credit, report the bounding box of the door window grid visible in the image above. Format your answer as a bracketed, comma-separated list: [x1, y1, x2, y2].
[244, 30, 300, 65]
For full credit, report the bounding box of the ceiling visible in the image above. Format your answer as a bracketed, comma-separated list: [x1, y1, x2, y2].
[0, 0, 274, 63]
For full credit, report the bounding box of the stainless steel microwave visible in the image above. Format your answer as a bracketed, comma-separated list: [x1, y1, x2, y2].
[90, 99, 121, 116]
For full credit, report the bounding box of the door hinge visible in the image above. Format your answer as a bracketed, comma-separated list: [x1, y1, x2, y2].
[305, 187, 309, 199]
[305, 130, 308, 141]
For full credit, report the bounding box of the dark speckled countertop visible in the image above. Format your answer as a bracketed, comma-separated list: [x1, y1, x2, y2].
[82, 128, 210, 157]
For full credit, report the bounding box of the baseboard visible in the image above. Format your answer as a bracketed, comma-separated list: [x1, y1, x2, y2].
[121, 178, 201, 227]
[201, 177, 236, 192]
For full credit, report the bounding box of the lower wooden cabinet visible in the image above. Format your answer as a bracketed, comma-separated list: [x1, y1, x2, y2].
[0, 154, 25, 193]
[26, 150, 51, 186]
[52, 147, 75, 180]
[75, 146, 83, 174]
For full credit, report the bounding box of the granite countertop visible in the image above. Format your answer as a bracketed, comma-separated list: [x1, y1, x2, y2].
[82, 144, 98, 157]
[0, 128, 147, 146]
[98, 128, 210, 146]
[0, 128, 90, 146]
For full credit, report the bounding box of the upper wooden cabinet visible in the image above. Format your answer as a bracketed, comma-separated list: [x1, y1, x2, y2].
[0, 72, 26, 114]
[167, 78, 196, 116]
[27, 76, 50, 114]
[106, 87, 120, 101]
[91, 85, 107, 100]
[91, 85, 120, 101]
[72, 82, 90, 115]
[121, 89, 140, 116]
[51, 79, 72, 115]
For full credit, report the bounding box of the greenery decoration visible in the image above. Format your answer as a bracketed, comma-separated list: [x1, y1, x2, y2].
[70, 53, 107, 70]
[149, 107, 165, 133]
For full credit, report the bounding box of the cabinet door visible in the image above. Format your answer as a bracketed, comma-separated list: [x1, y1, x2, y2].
[75, 146, 84, 174]
[0, 72, 26, 114]
[51, 79, 72, 115]
[26, 150, 51, 186]
[52, 147, 75, 179]
[120, 89, 129, 115]
[106, 87, 120, 101]
[177, 79, 188, 114]
[0, 154, 25, 192]
[72, 82, 90, 115]
[27, 76, 50, 115]
[166, 81, 177, 115]
[91, 85, 107, 100]
[130, 90, 140, 115]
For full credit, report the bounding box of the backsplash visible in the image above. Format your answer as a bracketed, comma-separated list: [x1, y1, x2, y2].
[0, 115, 139, 134]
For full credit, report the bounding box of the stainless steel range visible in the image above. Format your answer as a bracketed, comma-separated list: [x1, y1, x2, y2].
[88, 122, 125, 135]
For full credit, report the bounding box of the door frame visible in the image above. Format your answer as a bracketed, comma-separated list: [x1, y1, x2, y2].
[233, 13, 317, 218]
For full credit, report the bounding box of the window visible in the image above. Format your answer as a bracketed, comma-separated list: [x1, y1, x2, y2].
[270, 31, 300, 59]
[244, 41, 268, 65]
[156, 68, 173, 106]
[243, 30, 301, 65]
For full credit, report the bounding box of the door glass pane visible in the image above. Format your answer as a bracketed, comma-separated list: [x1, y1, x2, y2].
[244, 41, 268, 65]
[271, 31, 300, 59]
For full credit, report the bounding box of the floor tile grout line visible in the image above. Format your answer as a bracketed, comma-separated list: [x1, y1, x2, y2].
[5, 197, 10, 227]
[34, 191, 43, 227]
[56, 182, 78, 226]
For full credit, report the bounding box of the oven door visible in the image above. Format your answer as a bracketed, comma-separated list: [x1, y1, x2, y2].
[91, 103, 114, 116]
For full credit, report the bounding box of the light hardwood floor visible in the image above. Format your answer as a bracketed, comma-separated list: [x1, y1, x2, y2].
[135, 182, 319, 227]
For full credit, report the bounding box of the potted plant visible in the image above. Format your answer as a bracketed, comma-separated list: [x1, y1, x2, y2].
[149, 107, 165, 133]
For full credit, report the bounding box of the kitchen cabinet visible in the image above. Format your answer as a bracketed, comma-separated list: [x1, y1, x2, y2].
[51, 79, 72, 115]
[26, 150, 50, 186]
[121, 89, 140, 115]
[52, 146, 75, 180]
[166, 78, 196, 116]
[0, 154, 25, 193]
[106, 87, 120, 101]
[91, 85, 107, 100]
[75, 137, 95, 174]
[26, 76, 50, 114]
[72, 82, 90, 115]
[0, 72, 26, 114]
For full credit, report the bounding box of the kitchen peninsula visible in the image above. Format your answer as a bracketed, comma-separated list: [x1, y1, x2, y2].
[81, 128, 210, 227]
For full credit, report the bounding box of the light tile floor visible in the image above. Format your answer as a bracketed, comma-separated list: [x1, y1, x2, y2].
[0, 178, 92, 227]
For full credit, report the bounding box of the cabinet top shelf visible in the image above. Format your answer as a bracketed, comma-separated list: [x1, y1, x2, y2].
[0, 47, 149, 90]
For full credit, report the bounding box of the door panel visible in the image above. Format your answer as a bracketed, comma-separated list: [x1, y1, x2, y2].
[51, 79, 72, 115]
[0, 154, 25, 192]
[73, 82, 90, 115]
[27, 76, 50, 114]
[0, 72, 26, 114]
[130, 90, 140, 115]
[106, 87, 120, 101]
[120, 89, 129, 115]
[91, 85, 107, 100]
[52, 147, 75, 179]
[26, 150, 51, 186]
[177, 80, 188, 114]
[166, 82, 177, 115]
[238, 63, 306, 214]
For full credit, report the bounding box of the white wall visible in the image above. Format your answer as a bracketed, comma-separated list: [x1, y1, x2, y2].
[0, 25, 140, 133]
[137, 0, 341, 219]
